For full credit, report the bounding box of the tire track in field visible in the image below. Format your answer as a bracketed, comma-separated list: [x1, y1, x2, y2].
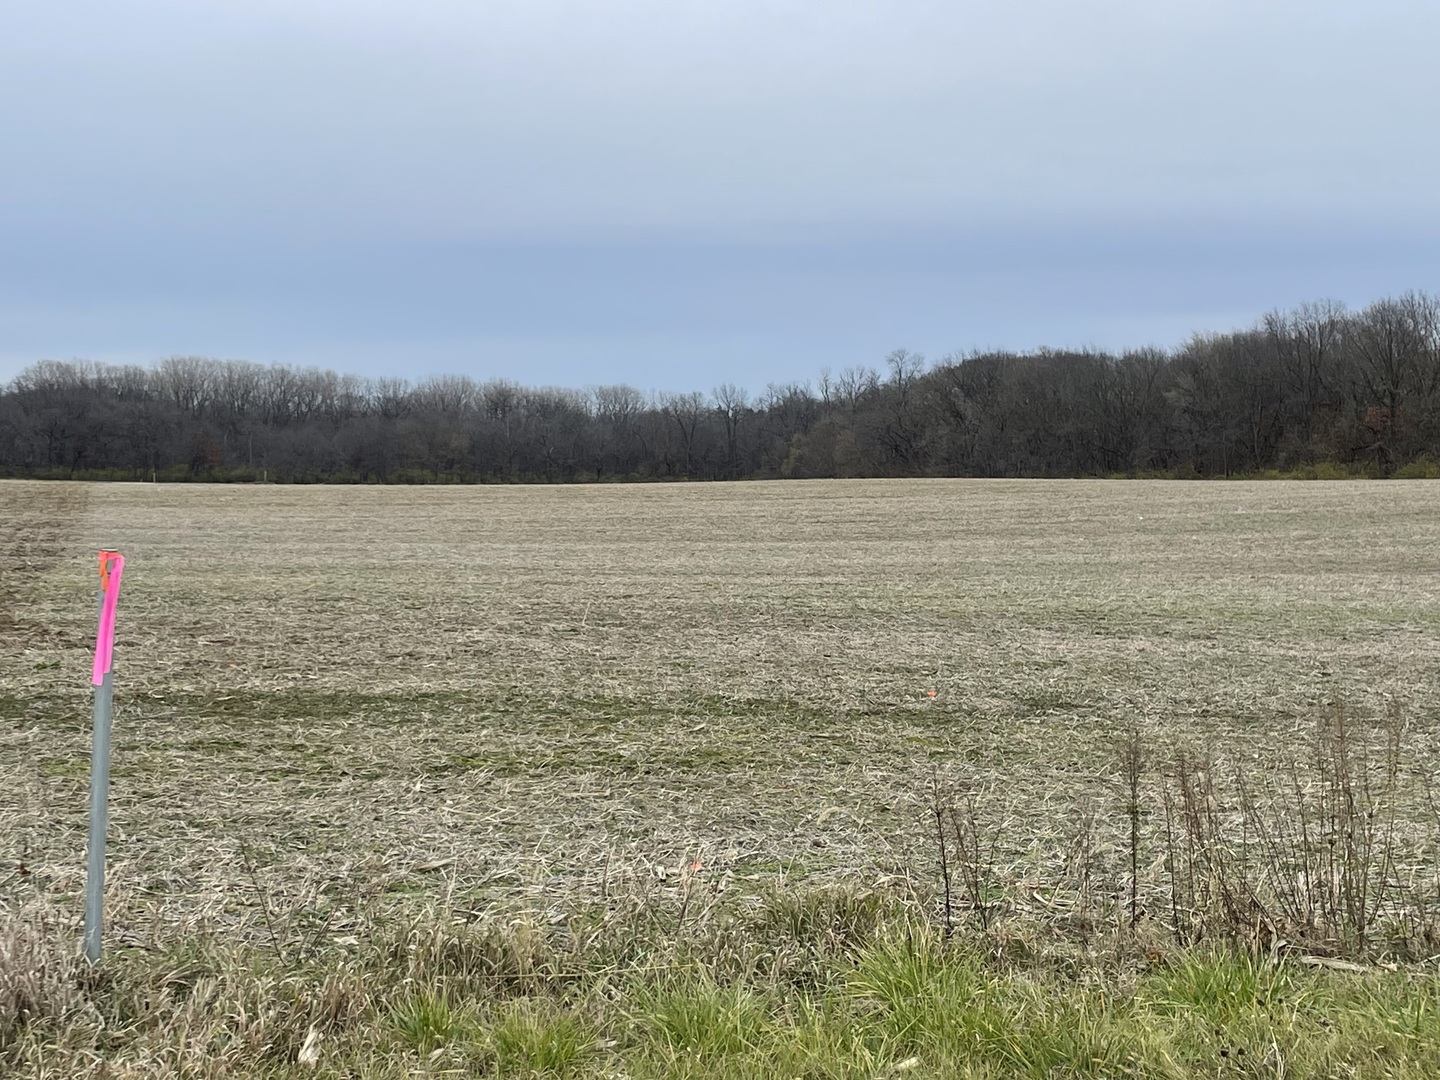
[0, 482, 92, 643]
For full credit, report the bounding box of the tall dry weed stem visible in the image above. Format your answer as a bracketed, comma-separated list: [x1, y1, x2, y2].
[1163, 702, 1440, 954]
[1120, 725, 1145, 930]
[927, 782, 1001, 932]
[928, 702, 1440, 958]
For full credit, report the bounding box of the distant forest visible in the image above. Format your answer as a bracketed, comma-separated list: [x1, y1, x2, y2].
[3, 292, 1438, 483]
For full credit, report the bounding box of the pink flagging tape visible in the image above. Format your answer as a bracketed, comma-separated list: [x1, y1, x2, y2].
[92, 552, 125, 686]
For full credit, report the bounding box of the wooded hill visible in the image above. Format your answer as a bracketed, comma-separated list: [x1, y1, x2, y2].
[3, 292, 1438, 482]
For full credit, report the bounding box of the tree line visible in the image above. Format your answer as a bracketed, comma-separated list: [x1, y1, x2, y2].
[3, 291, 1438, 483]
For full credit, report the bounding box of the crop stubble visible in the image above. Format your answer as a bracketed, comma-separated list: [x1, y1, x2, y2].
[2, 478, 1438, 943]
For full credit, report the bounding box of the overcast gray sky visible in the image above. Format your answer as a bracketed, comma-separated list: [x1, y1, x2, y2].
[2, 1, 1437, 390]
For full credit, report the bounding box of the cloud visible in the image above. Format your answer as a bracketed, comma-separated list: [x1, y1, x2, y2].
[6, 1, 1438, 239]
[1, 2, 1436, 383]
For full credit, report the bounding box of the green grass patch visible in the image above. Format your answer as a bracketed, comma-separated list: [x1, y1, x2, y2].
[12, 893, 1440, 1078]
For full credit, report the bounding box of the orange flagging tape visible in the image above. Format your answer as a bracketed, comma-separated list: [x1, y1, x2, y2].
[92, 551, 125, 686]
[98, 550, 120, 593]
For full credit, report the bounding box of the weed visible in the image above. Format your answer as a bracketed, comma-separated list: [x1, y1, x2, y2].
[490, 998, 595, 1076]
[389, 989, 460, 1054]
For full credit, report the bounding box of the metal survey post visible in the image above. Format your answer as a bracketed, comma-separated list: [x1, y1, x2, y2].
[84, 550, 125, 965]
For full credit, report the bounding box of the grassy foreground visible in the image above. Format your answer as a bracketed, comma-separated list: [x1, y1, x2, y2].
[5, 887, 1440, 1079]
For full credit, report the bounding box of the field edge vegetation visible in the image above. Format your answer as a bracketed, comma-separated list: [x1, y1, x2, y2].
[5, 882, 1440, 1079]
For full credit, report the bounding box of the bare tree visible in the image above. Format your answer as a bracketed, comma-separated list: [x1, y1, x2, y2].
[662, 391, 710, 476]
[712, 383, 749, 478]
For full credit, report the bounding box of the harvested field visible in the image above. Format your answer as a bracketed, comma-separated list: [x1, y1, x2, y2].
[5, 478, 1439, 903]
[3, 477, 1440, 1076]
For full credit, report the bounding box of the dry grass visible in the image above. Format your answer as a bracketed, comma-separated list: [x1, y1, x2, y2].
[3, 477, 1440, 1073]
